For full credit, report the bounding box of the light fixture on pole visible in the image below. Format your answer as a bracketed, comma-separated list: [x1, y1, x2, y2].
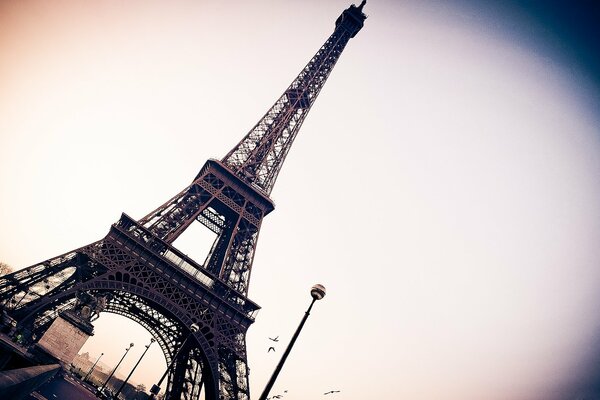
[83, 352, 103, 382]
[150, 323, 199, 399]
[97, 342, 134, 395]
[258, 284, 326, 400]
[114, 338, 155, 398]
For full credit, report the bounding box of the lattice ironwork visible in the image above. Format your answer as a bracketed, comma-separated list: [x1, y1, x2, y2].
[0, 3, 366, 399]
[222, 1, 367, 196]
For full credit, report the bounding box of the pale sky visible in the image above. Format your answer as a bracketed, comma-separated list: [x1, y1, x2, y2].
[1, 1, 600, 399]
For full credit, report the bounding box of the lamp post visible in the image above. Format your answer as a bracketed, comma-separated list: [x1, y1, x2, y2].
[258, 284, 326, 400]
[83, 352, 103, 382]
[114, 338, 155, 399]
[98, 342, 134, 395]
[150, 323, 199, 399]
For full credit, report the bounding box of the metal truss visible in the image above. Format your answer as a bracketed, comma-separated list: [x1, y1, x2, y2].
[0, 3, 366, 399]
[222, 2, 367, 196]
[138, 160, 273, 296]
[0, 218, 256, 399]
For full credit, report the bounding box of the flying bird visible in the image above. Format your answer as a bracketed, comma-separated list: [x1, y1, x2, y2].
[272, 396, 283, 399]
[268, 346, 276, 352]
[269, 336, 279, 342]
[324, 390, 341, 395]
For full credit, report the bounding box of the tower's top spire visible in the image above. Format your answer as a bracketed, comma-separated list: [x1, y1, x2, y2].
[358, 0, 367, 12]
[335, 1, 368, 38]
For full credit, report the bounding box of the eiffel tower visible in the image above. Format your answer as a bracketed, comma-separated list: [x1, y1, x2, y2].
[0, 2, 367, 399]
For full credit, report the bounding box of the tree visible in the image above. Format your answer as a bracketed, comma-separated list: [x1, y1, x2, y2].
[0, 262, 13, 276]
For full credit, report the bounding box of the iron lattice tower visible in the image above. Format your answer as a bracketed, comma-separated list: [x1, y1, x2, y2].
[0, 3, 366, 399]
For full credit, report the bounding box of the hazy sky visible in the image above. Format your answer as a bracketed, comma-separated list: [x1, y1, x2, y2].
[1, 1, 600, 399]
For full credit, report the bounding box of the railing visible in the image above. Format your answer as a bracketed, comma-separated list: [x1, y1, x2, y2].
[163, 250, 214, 289]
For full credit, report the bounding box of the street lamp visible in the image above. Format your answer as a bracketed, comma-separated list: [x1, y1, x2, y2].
[98, 342, 134, 395]
[83, 352, 103, 382]
[258, 284, 326, 400]
[114, 338, 155, 399]
[150, 323, 199, 399]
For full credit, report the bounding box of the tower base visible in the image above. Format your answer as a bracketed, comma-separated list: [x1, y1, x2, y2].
[35, 310, 94, 365]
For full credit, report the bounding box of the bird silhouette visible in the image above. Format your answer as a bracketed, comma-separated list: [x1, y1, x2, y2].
[268, 346, 275, 352]
[272, 396, 283, 399]
[269, 336, 279, 342]
[324, 390, 341, 395]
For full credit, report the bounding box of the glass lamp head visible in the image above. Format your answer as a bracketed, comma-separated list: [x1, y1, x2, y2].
[310, 284, 326, 300]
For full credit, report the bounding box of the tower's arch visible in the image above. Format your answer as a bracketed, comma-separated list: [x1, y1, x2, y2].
[5, 272, 220, 399]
